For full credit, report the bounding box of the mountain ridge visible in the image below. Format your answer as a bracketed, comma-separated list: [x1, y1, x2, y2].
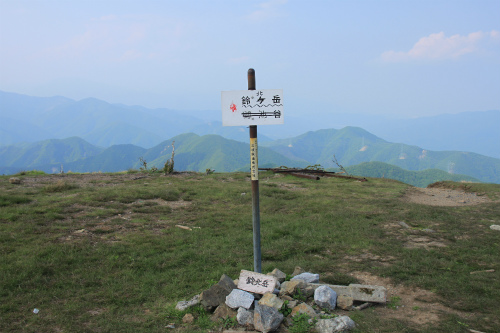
[1, 90, 499, 159]
[1, 129, 499, 186]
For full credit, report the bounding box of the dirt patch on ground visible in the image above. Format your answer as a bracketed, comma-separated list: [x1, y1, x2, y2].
[350, 271, 471, 325]
[401, 187, 491, 206]
[344, 252, 396, 267]
[383, 221, 448, 249]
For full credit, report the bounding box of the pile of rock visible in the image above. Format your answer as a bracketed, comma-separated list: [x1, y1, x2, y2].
[175, 267, 387, 333]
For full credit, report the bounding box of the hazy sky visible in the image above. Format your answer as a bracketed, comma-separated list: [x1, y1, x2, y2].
[1, 0, 499, 118]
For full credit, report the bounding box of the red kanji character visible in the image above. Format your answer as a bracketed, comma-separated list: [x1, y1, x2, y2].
[230, 103, 237, 112]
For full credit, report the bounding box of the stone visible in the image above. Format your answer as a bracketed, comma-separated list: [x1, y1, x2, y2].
[349, 284, 387, 303]
[308, 283, 387, 303]
[237, 307, 254, 328]
[182, 313, 194, 324]
[292, 266, 305, 276]
[176, 294, 200, 311]
[303, 285, 316, 298]
[315, 316, 356, 333]
[490, 225, 500, 231]
[291, 272, 319, 283]
[226, 289, 254, 309]
[267, 268, 287, 283]
[336, 295, 354, 310]
[291, 302, 317, 318]
[279, 280, 305, 297]
[238, 270, 277, 295]
[219, 274, 238, 291]
[307, 283, 351, 297]
[211, 303, 237, 321]
[286, 300, 298, 309]
[314, 285, 337, 310]
[258, 292, 284, 310]
[9, 177, 21, 184]
[398, 221, 411, 229]
[253, 303, 283, 333]
[200, 274, 237, 311]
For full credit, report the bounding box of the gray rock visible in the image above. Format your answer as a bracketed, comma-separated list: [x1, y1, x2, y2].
[336, 295, 353, 310]
[175, 294, 200, 311]
[307, 283, 351, 297]
[253, 303, 284, 333]
[226, 289, 255, 309]
[286, 300, 298, 309]
[308, 283, 387, 303]
[267, 268, 287, 283]
[316, 316, 356, 333]
[349, 284, 387, 303]
[279, 280, 306, 297]
[258, 292, 283, 310]
[219, 274, 238, 291]
[237, 307, 254, 328]
[292, 266, 305, 276]
[182, 313, 194, 324]
[290, 303, 317, 318]
[490, 225, 500, 231]
[303, 285, 315, 298]
[211, 303, 237, 321]
[200, 274, 237, 310]
[9, 177, 21, 184]
[314, 285, 337, 310]
[291, 272, 319, 283]
[398, 221, 410, 229]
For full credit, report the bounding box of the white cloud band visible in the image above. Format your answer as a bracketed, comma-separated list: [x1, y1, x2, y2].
[382, 30, 499, 62]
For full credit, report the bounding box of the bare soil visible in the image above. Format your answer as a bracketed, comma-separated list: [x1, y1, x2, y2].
[401, 186, 491, 206]
[350, 271, 472, 325]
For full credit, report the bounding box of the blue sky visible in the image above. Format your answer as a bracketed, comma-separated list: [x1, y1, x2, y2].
[1, 0, 499, 118]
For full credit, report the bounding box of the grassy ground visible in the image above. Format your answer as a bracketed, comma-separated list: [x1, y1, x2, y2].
[1, 171, 499, 332]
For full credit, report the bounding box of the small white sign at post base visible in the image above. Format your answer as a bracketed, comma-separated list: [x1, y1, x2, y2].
[221, 89, 284, 126]
[237, 270, 277, 295]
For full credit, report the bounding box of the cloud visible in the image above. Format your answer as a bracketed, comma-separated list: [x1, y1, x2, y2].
[381, 30, 500, 62]
[247, 0, 288, 21]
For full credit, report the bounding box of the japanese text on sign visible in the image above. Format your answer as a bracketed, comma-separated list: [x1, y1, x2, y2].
[221, 89, 284, 126]
[237, 270, 277, 294]
[250, 138, 258, 180]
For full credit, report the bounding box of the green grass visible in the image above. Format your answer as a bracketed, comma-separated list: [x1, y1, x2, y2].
[1, 172, 499, 332]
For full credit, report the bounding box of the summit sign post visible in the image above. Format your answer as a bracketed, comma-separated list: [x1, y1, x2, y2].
[221, 89, 284, 126]
[221, 69, 284, 273]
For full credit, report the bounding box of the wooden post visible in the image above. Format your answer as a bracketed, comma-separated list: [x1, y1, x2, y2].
[248, 68, 261, 273]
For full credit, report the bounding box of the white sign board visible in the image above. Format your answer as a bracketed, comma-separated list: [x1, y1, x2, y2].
[237, 269, 277, 294]
[221, 89, 284, 126]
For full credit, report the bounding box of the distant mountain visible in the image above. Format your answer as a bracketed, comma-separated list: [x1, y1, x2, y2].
[55, 144, 147, 173]
[0, 91, 73, 145]
[344, 161, 480, 187]
[0, 137, 103, 171]
[360, 110, 500, 160]
[2, 91, 498, 160]
[257, 110, 500, 159]
[2, 134, 307, 174]
[189, 120, 274, 143]
[141, 133, 307, 172]
[263, 127, 500, 184]
[0, 91, 205, 148]
[2, 90, 499, 183]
